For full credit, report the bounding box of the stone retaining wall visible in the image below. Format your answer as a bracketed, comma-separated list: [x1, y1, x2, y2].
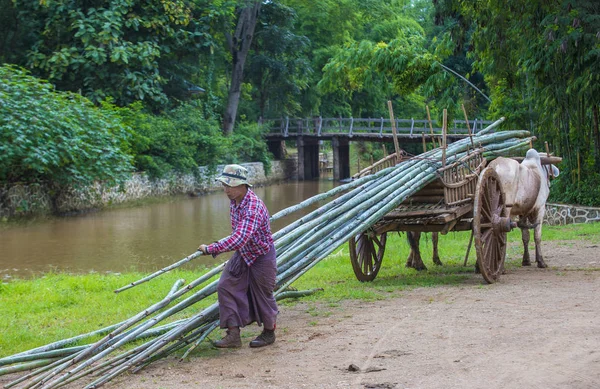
[0, 160, 296, 219]
[544, 203, 600, 226]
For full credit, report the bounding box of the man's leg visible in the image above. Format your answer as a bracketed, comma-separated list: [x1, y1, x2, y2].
[214, 252, 250, 348]
[247, 246, 278, 347]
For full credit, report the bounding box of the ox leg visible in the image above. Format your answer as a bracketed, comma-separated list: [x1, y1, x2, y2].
[520, 226, 532, 266]
[432, 232, 442, 266]
[406, 232, 427, 271]
[406, 232, 415, 268]
[534, 221, 547, 268]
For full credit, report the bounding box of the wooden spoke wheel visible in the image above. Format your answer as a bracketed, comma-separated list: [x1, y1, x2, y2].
[348, 231, 387, 282]
[473, 167, 513, 284]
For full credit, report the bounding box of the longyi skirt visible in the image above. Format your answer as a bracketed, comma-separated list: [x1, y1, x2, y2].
[217, 245, 278, 329]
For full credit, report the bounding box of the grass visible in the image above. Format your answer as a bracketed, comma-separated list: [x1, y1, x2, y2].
[1, 222, 599, 358]
[0, 270, 219, 358]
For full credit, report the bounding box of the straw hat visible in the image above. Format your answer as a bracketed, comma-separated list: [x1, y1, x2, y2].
[215, 164, 252, 187]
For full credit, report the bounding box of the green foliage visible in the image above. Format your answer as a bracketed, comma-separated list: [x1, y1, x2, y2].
[318, 27, 440, 116]
[5, 0, 216, 107]
[0, 65, 271, 193]
[229, 123, 273, 173]
[113, 102, 272, 178]
[279, 0, 437, 118]
[115, 102, 226, 178]
[442, 0, 600, 204]
[243, 1, 312, 119]
[0, 65, 133, 188]
[549, 170, 600, 207]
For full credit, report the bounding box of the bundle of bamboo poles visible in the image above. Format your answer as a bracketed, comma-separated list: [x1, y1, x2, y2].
[0, 117, 535, 389]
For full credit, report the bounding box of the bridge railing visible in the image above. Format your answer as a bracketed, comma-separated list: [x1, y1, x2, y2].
[262, 117, 493, 137]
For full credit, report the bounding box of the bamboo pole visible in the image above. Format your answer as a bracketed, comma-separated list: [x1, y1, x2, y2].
[32, 279, 219, 389]
[0, 347, 84, 368]
[278, 141, 534, 292]
[52, 342, 154, 389]
[426, 105, 437, 148]
[4, 317, 187, 389]
[476, 117, 506, 135]
[114, 252, 206, 293]
[167, 279, 185, 298]
[270, 166, 392, 221]
[276, 131, 529, 251]
[0, 359, 59, 377]
[5, 285, 190, 362]
[442, 109, 447, 168]
[274, 163, 420, 247]
[179, 322, 220, 361]
[274, 132, 532, 267]
[4, 357, 73, 389]
[462, 104, 474, 148]
[387, 101, 401, 160]
[132, 322, 217, 370]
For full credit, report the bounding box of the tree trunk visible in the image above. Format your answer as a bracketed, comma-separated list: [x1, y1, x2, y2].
[593, 104, 600, 171]
[222, 0, 262, 136]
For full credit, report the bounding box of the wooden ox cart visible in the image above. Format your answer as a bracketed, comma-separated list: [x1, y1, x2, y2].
[348, 150, 512, 284]
[348, 147, 561, 284]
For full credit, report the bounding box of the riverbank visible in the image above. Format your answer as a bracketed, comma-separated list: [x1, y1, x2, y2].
[0, 159, 297, 220]
[2, 222, 599, 359]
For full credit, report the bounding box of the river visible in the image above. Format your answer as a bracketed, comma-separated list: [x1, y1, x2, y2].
[0, 180, 339, 279]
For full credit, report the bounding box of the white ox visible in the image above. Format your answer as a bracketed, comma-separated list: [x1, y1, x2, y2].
[488, 149, 560, 268]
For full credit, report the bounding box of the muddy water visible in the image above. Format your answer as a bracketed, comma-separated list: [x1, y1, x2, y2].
[0, 180, 338, 279]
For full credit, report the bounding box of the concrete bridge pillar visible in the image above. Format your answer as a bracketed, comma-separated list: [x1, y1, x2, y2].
[332, 137, 350, 181]
[267, 140, 286, 160]
[297, 136, 320, 180]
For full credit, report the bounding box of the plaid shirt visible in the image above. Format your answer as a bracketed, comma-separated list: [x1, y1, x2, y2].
[206, 189, 274, 266]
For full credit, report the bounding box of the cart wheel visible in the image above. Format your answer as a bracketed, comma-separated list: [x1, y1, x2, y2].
[473, 167, 512, 283]
[348, 231, 387, 282]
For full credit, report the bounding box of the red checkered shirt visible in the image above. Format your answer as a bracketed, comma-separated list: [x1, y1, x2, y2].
[206, 189, 274, 266]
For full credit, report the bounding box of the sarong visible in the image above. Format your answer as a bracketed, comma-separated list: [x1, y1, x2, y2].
[217, 245, 278, 329]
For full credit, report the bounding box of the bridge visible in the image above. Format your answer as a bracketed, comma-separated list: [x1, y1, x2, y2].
[263, 117, 493, 181]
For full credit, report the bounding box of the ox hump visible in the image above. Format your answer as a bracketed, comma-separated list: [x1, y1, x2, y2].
[521, 148, 543, 172]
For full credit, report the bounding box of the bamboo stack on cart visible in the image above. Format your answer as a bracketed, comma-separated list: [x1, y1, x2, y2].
[0, 117, 536, 389]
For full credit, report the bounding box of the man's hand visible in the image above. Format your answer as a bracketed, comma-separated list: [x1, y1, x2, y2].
[198, 244, 209, 255]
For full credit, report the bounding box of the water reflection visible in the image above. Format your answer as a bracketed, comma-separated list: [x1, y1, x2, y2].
[0, 180, 338, 278]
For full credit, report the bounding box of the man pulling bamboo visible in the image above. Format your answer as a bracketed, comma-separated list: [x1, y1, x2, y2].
[198, 164, 278, 348]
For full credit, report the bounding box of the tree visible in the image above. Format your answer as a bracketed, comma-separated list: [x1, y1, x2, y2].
[244, 2, 311, 119]
[437, 0, 600, 204]
[2, 0, 215, 107]
[318, 27, 439, 109]
[222, 0, 262, 135]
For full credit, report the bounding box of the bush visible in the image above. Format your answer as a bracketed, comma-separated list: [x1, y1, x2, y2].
[549, 169, 600, 207]
[0, 65, 133, 188]
[0, 65, 273, 199]
[117, 102, 226, 178]
[229, 122, 273, 173]
[117, 103, 273, 178]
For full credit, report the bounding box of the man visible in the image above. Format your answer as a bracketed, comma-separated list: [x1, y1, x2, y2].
[198, 164, 278, 348]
